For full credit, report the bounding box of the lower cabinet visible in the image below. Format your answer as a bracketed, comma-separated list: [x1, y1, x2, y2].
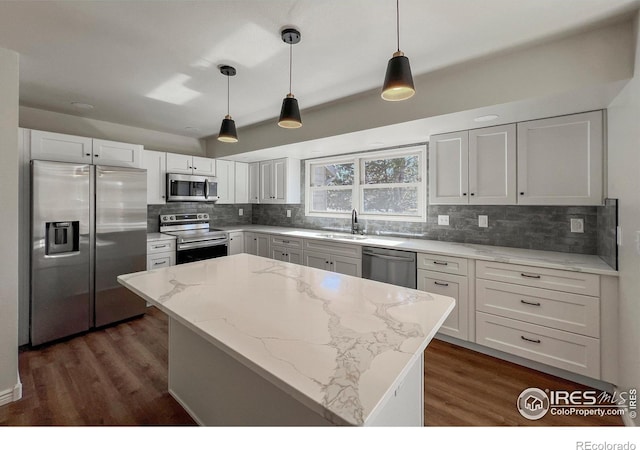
[228, 231, 245, 255]
[245, 232, 270, 258]
[270, 235, 303, 265]
[146, 237, 176, 270]
[417, 270, 468, 340]
[303, 239, 362, 277]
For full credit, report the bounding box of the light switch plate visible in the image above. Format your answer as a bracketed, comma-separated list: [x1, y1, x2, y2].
[478, 215, 488, 228]
[286, 210, 292, 218]
[570, 218, 584, 233]
[437, 215, 449, 226]
[238, 208, 243, 216]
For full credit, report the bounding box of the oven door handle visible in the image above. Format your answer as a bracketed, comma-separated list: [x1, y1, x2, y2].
[178, 239, 228, 251]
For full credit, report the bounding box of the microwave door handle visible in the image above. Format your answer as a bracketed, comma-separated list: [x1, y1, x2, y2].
[204, 179, 209, 199]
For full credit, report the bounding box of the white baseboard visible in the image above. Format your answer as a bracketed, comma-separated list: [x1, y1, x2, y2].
[0, 381, 23, 407]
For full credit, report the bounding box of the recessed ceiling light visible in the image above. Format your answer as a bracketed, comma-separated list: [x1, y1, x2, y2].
[473, 114, 499, 122]
[71, 102, 94, 110]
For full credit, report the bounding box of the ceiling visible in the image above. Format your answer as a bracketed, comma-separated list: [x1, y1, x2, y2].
[0, 0, 638, 141]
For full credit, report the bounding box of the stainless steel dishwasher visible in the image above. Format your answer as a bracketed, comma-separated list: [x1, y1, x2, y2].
[362, 246, 417, 288]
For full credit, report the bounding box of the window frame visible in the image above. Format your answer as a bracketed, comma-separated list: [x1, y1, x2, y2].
[304, 145, 427, 222]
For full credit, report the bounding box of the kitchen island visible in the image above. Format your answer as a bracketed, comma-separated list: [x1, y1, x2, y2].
[117, 254, 454, 426]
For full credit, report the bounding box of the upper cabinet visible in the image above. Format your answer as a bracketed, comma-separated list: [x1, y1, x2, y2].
[517, 111, 603, 206]
[429, 124, 516, 205]
[429, 111, 603, 206]
[141, 149, 167, 205]
[216, 159, 236, 204]
[30, 130, 142, 168]
[259, 158, 300, 204]
[235, 162, 249, 204]
[166, 153, 216, 176]
[248, 162, 260, 204]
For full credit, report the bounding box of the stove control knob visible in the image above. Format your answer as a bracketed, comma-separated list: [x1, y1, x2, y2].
[170, 215, 175, 220]
[197, 214, 203, 219]
[162, 215, 169, 221]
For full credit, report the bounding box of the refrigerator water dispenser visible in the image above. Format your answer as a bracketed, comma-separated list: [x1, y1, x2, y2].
[45, 221, 79, 255]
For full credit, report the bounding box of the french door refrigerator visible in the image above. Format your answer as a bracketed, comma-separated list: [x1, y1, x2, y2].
[31, 160, 147, 345]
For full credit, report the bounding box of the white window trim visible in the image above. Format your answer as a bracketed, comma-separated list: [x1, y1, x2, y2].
[304, 145, 427, 222]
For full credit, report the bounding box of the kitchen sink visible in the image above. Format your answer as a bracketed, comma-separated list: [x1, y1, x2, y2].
[319, 233, 368, 240]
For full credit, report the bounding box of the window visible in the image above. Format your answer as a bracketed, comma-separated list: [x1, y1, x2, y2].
[305, 146, 426, 222]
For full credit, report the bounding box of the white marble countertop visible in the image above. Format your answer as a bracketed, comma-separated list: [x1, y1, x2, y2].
[147, 232, 176, 242]
[218, 225, 617, 276]
[117, 254, 455, 426]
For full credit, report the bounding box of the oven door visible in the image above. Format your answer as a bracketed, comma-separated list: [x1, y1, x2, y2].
[176, 240, 228, 264]
[167, 173, 219, 202]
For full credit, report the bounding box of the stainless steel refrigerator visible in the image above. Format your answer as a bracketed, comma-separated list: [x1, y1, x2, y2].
[31, 160, 147, 346]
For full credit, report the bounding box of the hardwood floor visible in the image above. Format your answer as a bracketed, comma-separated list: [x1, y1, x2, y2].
[1, 307, 623, 426]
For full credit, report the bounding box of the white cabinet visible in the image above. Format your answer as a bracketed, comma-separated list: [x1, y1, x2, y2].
[146, 237, 176, 270]
[248, 162, 260, 203]
[235, 162, 249, 204]
[244, 232, 270, 258]
[303, 239, 362, 277]
[517, 111, 603, 205]
[141, 150, 167, 204]
[30, 130, 142, 168]
[270, 236, 303, 266]
[166, 153, 216, 176]
[228, 231, 245, 255]
[417, 253, 470, 340]
[259, 158, 300, 204]
[216, 159, 236, 204]
[429, 124, 516, 205]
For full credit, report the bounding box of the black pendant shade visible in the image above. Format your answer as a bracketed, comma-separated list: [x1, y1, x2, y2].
[218, 114, 238, 143]
[382, 51, 415, 101]
[278, 94, 302, 129]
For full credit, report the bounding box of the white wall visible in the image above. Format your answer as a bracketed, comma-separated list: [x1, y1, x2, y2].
[208, 18, 635, 158]
[0, 47, 21, 405]
[20, 106, 205, 156]
[607, 11, 640, 426]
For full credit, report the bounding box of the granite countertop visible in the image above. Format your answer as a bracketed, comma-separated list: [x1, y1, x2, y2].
[117, 254, 455, 425]
[217, 225, 618, 276]
[146, 232, 176, 242]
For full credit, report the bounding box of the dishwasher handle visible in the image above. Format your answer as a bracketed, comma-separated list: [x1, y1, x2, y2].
[362, 251, 415, 262]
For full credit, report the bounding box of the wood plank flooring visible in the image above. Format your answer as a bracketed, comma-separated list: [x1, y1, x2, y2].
[0, 307, 623, 426]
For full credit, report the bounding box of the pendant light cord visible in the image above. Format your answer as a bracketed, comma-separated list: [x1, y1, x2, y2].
[396, 0, 400, 52]
[227, 74, 230, 116]
[289, 43, 293, 95]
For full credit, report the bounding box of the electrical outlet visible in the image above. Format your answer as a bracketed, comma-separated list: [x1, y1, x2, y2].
[286, 209, 292, 218]
[437, 215, 449, 226]
[478, 215, 488, 228]
[570, 218, 584, 233]
[238, 208, 243, 216]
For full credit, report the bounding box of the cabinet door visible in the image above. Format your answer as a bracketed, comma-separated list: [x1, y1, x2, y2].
[249, 162, 260, 203]
[92, 139, 142, 168]
[244, 232, 257, 255]
[468, 124, 516, 205]
[255, 233, 271, 258]
[331, 255, 362, 277]
[235, 162, 249, 204]
[271, 158, 287, 203]
[141, 150, 167, 204]
[166, 153, 194, 174]
[304, 250, 330, 271]
[517, 111, 603, 205]
[228, 232, 245, 255]
[287, 248, 304, 266]
[418, 270, 468, 340]
[429, 131, 469, 204]
[215, 160, 235, 204]
[259, 161, 273, 203]
[271, 244, 288, 262]
[30, 130, 93, 164]
[193, 156, 216, 176]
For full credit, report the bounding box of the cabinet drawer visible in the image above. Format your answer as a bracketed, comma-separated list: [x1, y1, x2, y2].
[417, 270, 467, 340]
[303, 239, 361, 259]
[147, 239, 176, 255]
[476, 312, 600, 378]
[476, 260, 599, 296]
[417, 253, 468, 275]
[147, 253, 175, 270]
[270, 235, 302, 249]
[476, 279, 599, 337]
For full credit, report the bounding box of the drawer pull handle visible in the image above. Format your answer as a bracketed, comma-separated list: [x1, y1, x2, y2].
[434, 281, 449, 287]
[153, 244, 168, 249]
[433, 261, 448, 266]
[521, 336, 541, 344]
[154, 261, 167, 266]
[282, 240, 290, 244]
[520, 299, 541, 306]
[521, 273, 541, 279]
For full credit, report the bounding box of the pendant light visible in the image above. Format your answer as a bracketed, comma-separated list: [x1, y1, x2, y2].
[218, 65, 238, 143]
[381, 0, 415, 101]
[278, 28, 302, 128]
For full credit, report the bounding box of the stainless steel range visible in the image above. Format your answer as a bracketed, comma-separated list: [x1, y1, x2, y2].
[159, 213, 228, 264]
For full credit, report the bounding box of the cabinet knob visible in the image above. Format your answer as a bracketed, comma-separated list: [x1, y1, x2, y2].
[520, 192, 524, 195]
[470, 193, 475, 196]
[85, 153, 91, 156]
[462, 193, 467, 196]
[94, 154, 99, 157]
[161, 195, 165, 198]
[193, 167, 197, 170]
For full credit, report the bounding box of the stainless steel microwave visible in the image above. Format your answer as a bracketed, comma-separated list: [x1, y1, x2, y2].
[166, 173, 219, 202]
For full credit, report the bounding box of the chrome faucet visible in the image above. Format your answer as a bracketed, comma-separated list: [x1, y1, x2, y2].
[351, 209, 359, 234]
